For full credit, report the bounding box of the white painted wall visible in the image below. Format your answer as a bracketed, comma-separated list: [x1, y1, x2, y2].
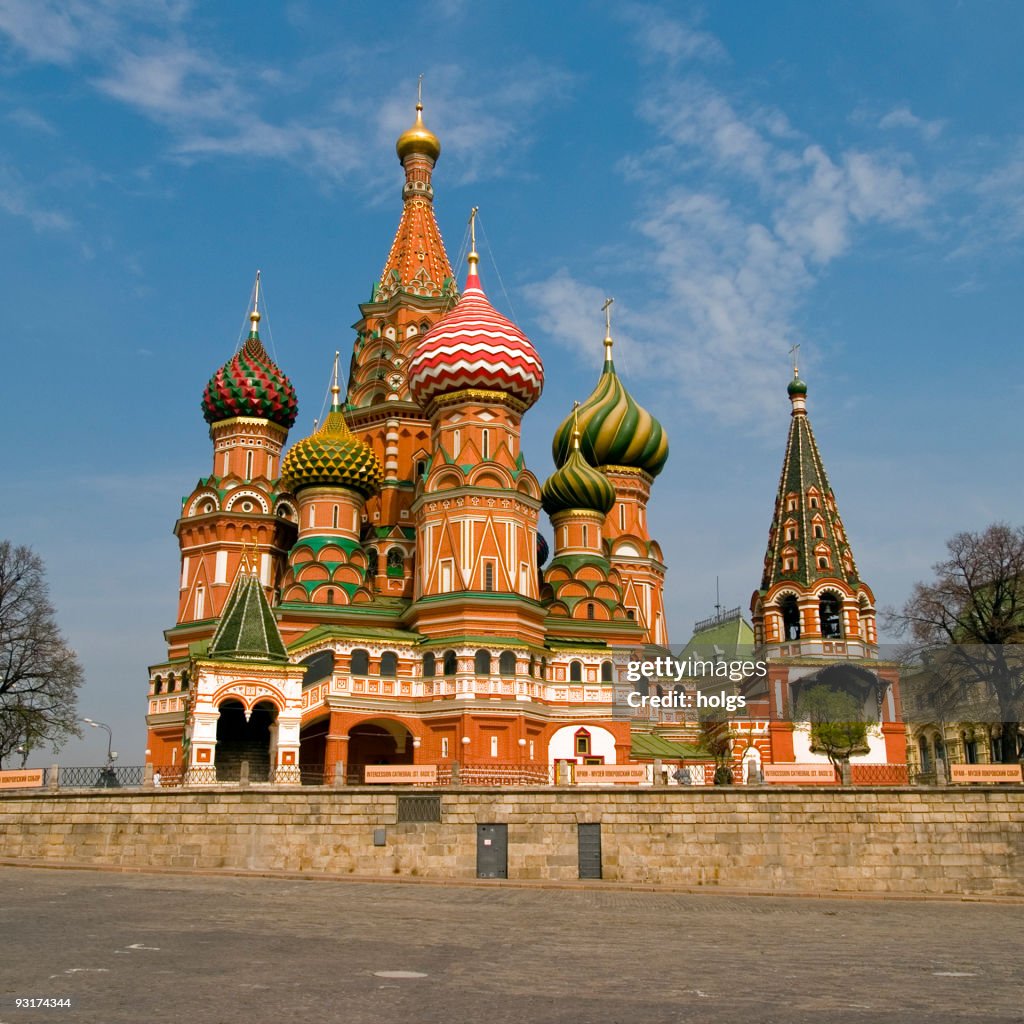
[548, 724, 618, 764]
[791, 723, 888, 763]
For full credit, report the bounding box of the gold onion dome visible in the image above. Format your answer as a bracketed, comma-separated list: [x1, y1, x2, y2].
[396, 99, 441, 164]
[542, 418, 616, 517]
[281, 365, 383, 499]
[551, 330, 668, 477]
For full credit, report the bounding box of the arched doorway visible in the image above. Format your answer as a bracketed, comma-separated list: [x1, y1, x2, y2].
[216, 699, 276, 782]
[347, 719, 414, 783]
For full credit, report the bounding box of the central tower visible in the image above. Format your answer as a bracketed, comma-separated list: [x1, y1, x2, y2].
[345, 95, 457, 600]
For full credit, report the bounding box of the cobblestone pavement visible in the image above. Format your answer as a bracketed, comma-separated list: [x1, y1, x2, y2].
[0, 867, 1021, 1024]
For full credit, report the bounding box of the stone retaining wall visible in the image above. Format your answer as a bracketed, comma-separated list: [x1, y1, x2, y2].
[1, 787, 1022, 896]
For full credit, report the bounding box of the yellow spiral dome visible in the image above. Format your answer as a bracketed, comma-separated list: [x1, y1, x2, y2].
[281, 387, 383, 499]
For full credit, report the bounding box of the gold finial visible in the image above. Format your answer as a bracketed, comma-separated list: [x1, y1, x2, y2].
[250, 270, 261, 330]
[251, 541, 260, 577]
[468, 206, 480, 274]
[396, 76, 441, 163]
[789, 343, 800, 379]
[571, 400, 581, 449]
[602, 296, 614, 362]
[331, 350, 341, 406]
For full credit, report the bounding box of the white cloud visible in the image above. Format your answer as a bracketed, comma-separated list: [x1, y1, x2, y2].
[619, 4, 727, 65]
[7, 107, 59, 135]
[0, 163, 72, 231]
[879, 105, 945, 141]
[530, 17, 932, 428]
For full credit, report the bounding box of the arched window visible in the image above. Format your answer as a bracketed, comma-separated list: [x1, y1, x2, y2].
[814, 525, 824, 538]
[326, 589, 335, 605]
[586, 602, 595, 620]
[350, 649, 369, 675]
[540, 656, 547, 680]
[528, 654, 536, 677]
[780, 595, 801, 640]
[819, 592, 842, 638]
[575, 729, 591, 756]
[474, 649, 491, 675]
[154, 677, 163, 695]
[570, 661, 583, 682]
[601, 660, 613, 682]
[386, 548, 404, 576]
[416, 460, 427, 480]
[499, 651, 516, 676]
[366, 548, 379, 577]
[423, 652, 436, 677]
[380, 651, 397, 677]
[443, 650, 457, 676]
[919, 735, 933, 772]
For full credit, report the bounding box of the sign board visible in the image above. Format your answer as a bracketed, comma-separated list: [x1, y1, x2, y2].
[763, 764, 839, 785]
[575, 765, 646, 784]
[0, 768, 45, 790]
[950, 764, 1022, 784]
[363, 765, 437, 784]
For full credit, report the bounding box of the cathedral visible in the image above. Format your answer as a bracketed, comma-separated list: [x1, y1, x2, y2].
[144, 98, 905, 784]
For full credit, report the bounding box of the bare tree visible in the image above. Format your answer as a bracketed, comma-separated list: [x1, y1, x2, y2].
[887, 524, 1024, 764]
[0, 541, 83, 766]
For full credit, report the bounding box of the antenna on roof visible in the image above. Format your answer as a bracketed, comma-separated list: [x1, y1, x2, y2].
[715, 576, 721, 617]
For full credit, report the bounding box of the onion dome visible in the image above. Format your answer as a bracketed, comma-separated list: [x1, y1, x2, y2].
[551, 325, 667, 476]
[536, 533, 549, 568]
[542, 412, 616, 516]
[407, 225, 544, 410]
[202, 277, 298, 428]
[788, 375, 808, 397]
[396, 97, 441, 164]
[280, 357, 383, 498]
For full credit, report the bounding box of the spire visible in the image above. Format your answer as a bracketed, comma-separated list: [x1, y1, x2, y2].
[602, 296, 614, 365]
[374, 83, 454, 304]
[207, 558, 288, 663]
[249, 270, 261, 338]
[330, 349, 342, 410]
[759, 371, 859, 592]
[466, 206, 481, 289]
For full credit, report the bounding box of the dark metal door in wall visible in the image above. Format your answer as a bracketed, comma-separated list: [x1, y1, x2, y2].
[578, 822, 602, 879]
[476, 823, 508, 878]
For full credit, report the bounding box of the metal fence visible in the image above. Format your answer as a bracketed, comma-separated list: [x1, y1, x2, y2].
[55, 765, 145, 788]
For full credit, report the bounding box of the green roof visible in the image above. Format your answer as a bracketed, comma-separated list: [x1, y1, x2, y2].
[207, 567, 288, 663]
[631, 733, 706, 759]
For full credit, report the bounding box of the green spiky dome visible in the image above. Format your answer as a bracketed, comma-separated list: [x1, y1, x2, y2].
[281, 405, 383, 498]
[552, 354, 668, 476]
[202, 331, 298, 428]
[542, 444, 615, 516]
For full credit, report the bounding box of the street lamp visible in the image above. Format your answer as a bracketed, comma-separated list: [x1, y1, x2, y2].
[82, 718, 117, 767]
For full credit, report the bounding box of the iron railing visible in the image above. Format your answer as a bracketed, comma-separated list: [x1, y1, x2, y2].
[57, 765, 145, 788]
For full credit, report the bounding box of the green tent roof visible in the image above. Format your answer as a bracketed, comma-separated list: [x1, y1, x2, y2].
[207, 567, 288, 663]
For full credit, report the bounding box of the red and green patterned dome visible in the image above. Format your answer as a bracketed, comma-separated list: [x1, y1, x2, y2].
[202, 320, 298, 429]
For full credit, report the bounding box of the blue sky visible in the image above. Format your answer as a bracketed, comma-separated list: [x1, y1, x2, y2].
[2, 1, 1022, 765]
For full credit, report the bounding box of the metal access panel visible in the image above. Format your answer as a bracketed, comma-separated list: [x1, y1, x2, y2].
[578, 823, 602, 879]
[476, 823, 508, 879]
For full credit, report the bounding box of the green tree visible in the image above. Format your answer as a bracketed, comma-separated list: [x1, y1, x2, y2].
[698, 709, 735, 785]
[795, 685, 870, 782]
[888, 524, 1024, 764]
[0, 541, 83, 766]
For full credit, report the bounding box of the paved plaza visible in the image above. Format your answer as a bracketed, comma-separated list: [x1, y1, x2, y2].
[0, 866, 1021, 1024]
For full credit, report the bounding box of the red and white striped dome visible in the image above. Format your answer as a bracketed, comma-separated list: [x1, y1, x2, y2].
[407, 262, 544, 410]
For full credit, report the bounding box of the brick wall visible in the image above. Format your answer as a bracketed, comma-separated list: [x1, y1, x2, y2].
[1, 787, 1021, 896]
